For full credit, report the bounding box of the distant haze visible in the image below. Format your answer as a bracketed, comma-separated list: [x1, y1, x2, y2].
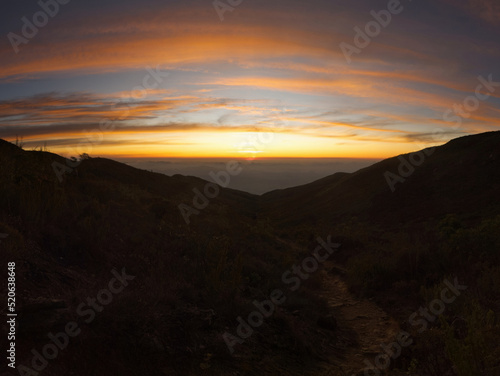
[118, 158, 381, 195]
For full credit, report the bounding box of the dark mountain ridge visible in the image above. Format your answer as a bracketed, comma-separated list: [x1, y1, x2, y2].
[1, 132, 500, 376]
[261, 131, 500, 229]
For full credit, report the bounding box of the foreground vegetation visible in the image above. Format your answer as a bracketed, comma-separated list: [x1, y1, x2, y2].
[1, 132, 499, 375]
[0, 140, 337, 376]
[324, 215, 500, 375]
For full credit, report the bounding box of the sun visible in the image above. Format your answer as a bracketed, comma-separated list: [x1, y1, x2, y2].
[238, 149, 264, 161]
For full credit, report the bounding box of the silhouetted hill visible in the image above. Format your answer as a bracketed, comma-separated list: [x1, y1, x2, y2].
[1, 132, 500, 375]
[0, 140, 335, 376]
[261, 131, 500, 229]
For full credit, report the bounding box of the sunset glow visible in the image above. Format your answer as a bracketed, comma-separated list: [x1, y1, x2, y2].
[1, 0, 499, 158]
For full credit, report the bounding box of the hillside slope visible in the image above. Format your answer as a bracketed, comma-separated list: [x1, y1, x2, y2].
[0, 140, 339, 376]
[260, 131, 500, 229]
[1, 132, 500, 376]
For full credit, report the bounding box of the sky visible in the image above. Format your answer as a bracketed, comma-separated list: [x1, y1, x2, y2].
[0, 0, 499, 161]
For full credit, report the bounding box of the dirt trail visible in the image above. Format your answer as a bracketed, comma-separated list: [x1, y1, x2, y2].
[318, 263, 400, 376]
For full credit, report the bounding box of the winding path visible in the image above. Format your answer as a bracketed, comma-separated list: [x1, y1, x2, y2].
[318, 264, 400, 376]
